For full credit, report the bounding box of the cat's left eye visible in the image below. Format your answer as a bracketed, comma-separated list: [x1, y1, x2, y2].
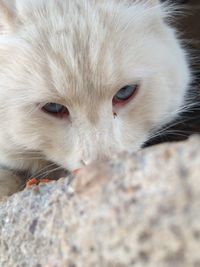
[42, 103, 69, 118]
[113, 85, 138, 106]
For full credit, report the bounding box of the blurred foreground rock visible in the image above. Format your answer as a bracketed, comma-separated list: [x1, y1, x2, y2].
[0, 136, 200, 267]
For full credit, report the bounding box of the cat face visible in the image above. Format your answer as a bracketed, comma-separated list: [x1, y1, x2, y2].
[0, 0, 190, 171]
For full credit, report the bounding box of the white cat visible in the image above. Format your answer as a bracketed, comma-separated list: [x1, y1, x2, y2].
[0, 0, 190, 199]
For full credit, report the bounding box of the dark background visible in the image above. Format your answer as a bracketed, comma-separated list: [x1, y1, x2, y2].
[146, 0, 200, 147]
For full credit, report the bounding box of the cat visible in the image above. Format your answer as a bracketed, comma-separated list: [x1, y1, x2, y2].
[0, 0, 190, 199]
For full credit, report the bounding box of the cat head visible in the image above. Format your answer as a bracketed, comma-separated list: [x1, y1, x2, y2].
[0, 0, 190, 171]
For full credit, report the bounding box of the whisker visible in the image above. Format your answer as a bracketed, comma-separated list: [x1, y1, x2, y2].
[32, 166, 63, 180]
[30, 162, 58, 179]
[19, 165, 64, 191]
[148, 110, 200, 143]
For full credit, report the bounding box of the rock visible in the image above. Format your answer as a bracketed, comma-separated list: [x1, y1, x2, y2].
[0, 136, 200, 267]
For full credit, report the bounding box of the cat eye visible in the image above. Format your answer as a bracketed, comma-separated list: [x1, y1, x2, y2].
[113, 85, 138, 105]
[42, 103, 69, 118]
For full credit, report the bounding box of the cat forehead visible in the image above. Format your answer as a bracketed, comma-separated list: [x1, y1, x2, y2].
[1, 0, 162, 36]
[19, 0, 160, 40]
[29, 0, 157, 88]
[26, 2, 126, 99]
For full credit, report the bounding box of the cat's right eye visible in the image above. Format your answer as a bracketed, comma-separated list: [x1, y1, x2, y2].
[42, 103, 69, 119]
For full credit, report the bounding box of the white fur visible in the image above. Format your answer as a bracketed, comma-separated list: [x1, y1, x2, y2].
[0, 0, 190, 199]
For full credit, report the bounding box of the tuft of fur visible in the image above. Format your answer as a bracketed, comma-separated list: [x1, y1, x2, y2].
[0, 0, 190, 199]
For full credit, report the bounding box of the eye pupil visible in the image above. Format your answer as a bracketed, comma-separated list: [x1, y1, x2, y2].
[42, 103, 69, 118]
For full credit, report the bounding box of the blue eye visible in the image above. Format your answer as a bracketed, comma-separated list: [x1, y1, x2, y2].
[43, 103, 63, 113]
[42, 103, 69, 118]
[114, 85, 137, 101]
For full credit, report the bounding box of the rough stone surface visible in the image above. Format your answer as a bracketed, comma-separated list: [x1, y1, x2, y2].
[0, 136, 200, 267]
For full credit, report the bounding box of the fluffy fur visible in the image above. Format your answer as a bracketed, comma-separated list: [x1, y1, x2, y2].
[0, 0, 190, 199]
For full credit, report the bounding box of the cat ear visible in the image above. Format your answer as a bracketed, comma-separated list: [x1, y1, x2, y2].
[0, 0, 17, 33]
